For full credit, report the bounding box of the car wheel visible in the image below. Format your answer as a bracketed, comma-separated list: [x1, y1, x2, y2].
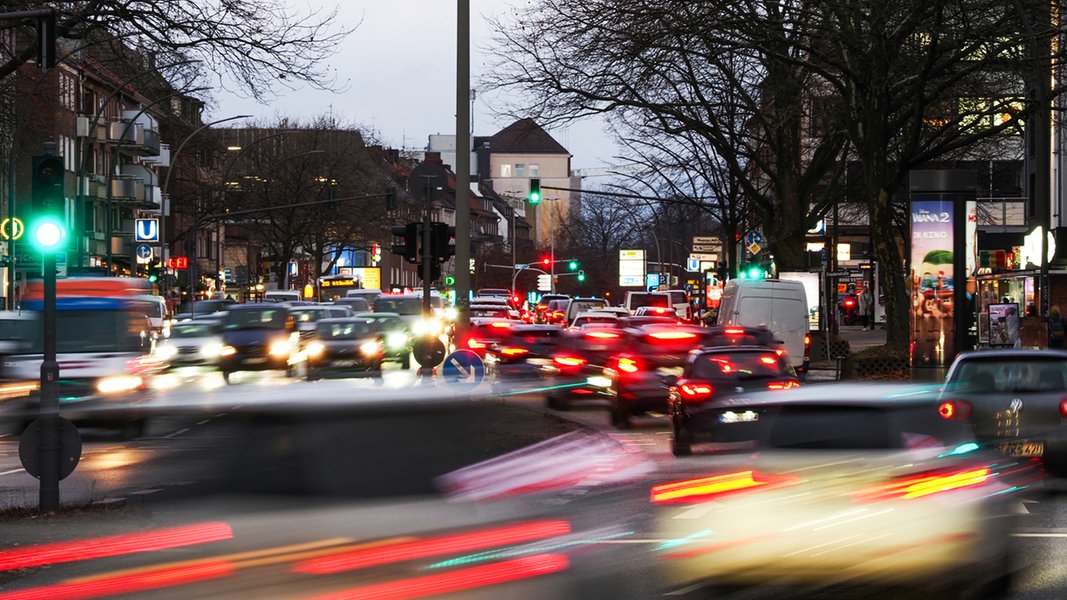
[672, 424, 693, 457]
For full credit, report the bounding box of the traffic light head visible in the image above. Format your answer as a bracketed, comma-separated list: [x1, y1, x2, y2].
[29, 215, 66, 252]
[528, 178, 541, 205]
[568, 259, 578, 271]
[577, 269, 586, 283]
[541, 256, 551, 268]
[29, 150, 67, 254]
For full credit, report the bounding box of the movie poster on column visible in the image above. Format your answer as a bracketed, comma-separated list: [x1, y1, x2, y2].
[910, 200, 955, 367]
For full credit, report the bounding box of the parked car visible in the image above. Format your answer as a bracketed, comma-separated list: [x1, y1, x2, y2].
[218, 303, 299, 383]
[304, 317, 384, 381]
[940, 348, 1067, 475]
[665, 345, 799, 456]
[652, 383, 1042, 597]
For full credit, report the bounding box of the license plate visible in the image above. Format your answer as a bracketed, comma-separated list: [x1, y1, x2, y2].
[995, 440, 1045, 457]
[331, 359, 357, 367]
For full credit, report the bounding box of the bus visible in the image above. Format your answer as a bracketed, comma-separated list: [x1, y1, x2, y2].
[3, 278, 158, 438]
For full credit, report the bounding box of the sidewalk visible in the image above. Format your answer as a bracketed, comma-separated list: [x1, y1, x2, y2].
[807, 324, 887, 382]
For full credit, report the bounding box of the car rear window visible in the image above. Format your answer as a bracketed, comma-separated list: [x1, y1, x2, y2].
[690, 351, 786, 380]
[629, 293, 669, 309]
[316, 321, 372, 339]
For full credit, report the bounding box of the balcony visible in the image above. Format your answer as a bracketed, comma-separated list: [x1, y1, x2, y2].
[110, 177, 145, 203]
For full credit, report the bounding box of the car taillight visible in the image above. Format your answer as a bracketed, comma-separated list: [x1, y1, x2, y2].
[489, 321, 512, 330]
[678, 382, 713, 403]
[584, 330, 620, 340]
[500, 347, 529, 358]
[650, 470, 798, 504]
[1060, 397, 1067, 417]
[468, 338, 488, 350]
[553, 355, 587, 368]
[852, 467, 992, 502]
[616, 356, 640, 374]
[767, 380, 800, 390]
[723, 326, 745, 336]
[937, 399, 972, 420]
[844, 298, 855, 308]
[648, 330, 698, 342]
[803, 334, 810, 358]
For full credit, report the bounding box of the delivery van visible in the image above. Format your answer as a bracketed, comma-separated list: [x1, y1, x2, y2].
[716, 279, 810, 378]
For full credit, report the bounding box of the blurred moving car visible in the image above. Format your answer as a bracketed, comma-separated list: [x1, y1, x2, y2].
[563, 297, 610, 327]
[652, 383, 1043, 597]
[485, 324, 565, 389]
[940, 348, 1067, 475]
[154, 316, 224, 370]
[457, 318, 514, 359]
[665, 345, 799, 456]
[603, 324, 720, 428]
[218, 303, 299, 384]
[544, 327, 623, 410]
[632, 306, 678, 319]
[533, 294, 570, 323]
[567, 311, 621, 330]
[304, 318, 384, 381]
[355, 311, 412, 369]
[469, 303, 515, 320]
[542, 298, 570, 325]
[332, 296, 371, 313]
[172, 297, 236, 321]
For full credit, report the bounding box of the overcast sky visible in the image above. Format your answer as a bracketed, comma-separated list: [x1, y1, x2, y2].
[211, 1, 618, 171]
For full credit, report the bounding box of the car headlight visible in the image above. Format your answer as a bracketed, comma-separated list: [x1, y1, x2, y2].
[199, 341, 224, 358]
[155, 344, 177, 361]
[97, 374, 144, 394]
[360, 340, 381, 356]
[386, 332, 408, 349]
[413, 317, 443, 337]
[306, 341, 325, 358]
[269, 340, 292, 357]
[220, 345, 237, 357]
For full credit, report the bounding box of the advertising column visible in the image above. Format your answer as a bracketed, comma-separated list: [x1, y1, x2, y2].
[909, 170, 977, 381]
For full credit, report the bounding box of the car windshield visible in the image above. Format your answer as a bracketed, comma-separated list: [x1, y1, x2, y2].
[950, 358, 1067, 392]
[223, 308, 287, 330]
[291, 308, 330, 323]
[169, 322, 219, 338]
[689, 351, 785, 380]
[316, 321, 373, 339]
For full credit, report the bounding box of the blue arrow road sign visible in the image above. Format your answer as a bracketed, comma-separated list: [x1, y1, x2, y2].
[441, 349, 485, 389]
[136, 244, 153, 260]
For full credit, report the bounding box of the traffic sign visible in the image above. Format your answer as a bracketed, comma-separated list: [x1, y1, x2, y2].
[134, 218, 159, 242]
[826, 270, 851, 278]
[537, 273, 552, 291]
[135, 243, 153, 262]
[441, 349, 485, 389]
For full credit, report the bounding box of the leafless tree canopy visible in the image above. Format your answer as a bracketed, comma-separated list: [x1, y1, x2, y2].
[1, 1, 354, 103]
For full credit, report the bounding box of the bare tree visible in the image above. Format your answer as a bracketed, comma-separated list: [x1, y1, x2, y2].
[1, 1, 353, 102]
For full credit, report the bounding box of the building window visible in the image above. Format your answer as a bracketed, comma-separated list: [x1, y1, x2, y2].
[500, 164, 512, 178]
[516, 163, 525, 177]
[529, 164, 540, 177]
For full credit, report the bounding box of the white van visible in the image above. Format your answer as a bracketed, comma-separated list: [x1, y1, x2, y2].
[264, 289, 302, 303]
[716, 279, 810, 377]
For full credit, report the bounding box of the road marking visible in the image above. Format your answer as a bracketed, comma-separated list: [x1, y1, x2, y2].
[163, 428, 191, 438]
[1013, 532, 1067, 538]
[0, 468, 26, 476]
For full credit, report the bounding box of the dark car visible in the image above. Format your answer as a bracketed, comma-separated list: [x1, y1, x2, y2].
[485, 324, 566, 390]
[533, 294, 570, 324]
[457, 318, 515, 359]
[665, 345, 799, 456]
[603, 324, 721, 428]
[304, 317, 384, 381]
[172, 297, 236, 321]
[940, 348, 1067, 475]
[218, 303, 298, 383]
[355, 311, 413, 369]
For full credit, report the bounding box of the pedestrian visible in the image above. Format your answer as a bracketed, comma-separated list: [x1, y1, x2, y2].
[1049, 305, 1066, 349]
[858, 285, 873, 330]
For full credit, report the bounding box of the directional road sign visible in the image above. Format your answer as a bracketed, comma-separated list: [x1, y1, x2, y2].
[136, 243, 153, 262]
[441, 349, 485, 389]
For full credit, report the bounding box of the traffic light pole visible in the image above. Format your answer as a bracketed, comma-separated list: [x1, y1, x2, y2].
[38, 252, 60, 510]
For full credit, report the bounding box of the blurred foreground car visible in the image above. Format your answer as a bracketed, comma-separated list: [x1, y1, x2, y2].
[458, 318, 515, 359]
[304, 318, 384, 381]
[544, 327, 623, 410]
[666, 345, 799, 456]
[154, 317, 224, 370]
[652, 383, 1043, 597]
[941, 348, 1067, 475]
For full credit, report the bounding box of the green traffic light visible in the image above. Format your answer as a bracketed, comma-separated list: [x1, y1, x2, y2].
[568, 260, 578, 271]
[29, 216, 66, 252]
[577, 269, 586, 282]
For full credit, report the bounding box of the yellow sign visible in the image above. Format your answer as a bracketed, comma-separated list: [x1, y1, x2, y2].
[1, 218, 25, 240]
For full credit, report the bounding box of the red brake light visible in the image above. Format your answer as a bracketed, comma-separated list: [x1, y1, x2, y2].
[616, 356, 640, 373]
[468, 338, 488, 350]
[844, 298, 855, 308]
[650, 471, 799, 504]
[1060, 397, 1067, 418]
[767, 380, 800, 390]
[500, 347, 529, 357]
[938, 400, 972, 420]
[759, 355, 777, 366]
[489, 321, 512, 329]
[584, 330, 620, 340]
[723, 326, 746, 336]
[852, 467, 992, 502]
[648, 330, 697, 342]
[678, 382, 713, 402]
[553, 355, 587, 368]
